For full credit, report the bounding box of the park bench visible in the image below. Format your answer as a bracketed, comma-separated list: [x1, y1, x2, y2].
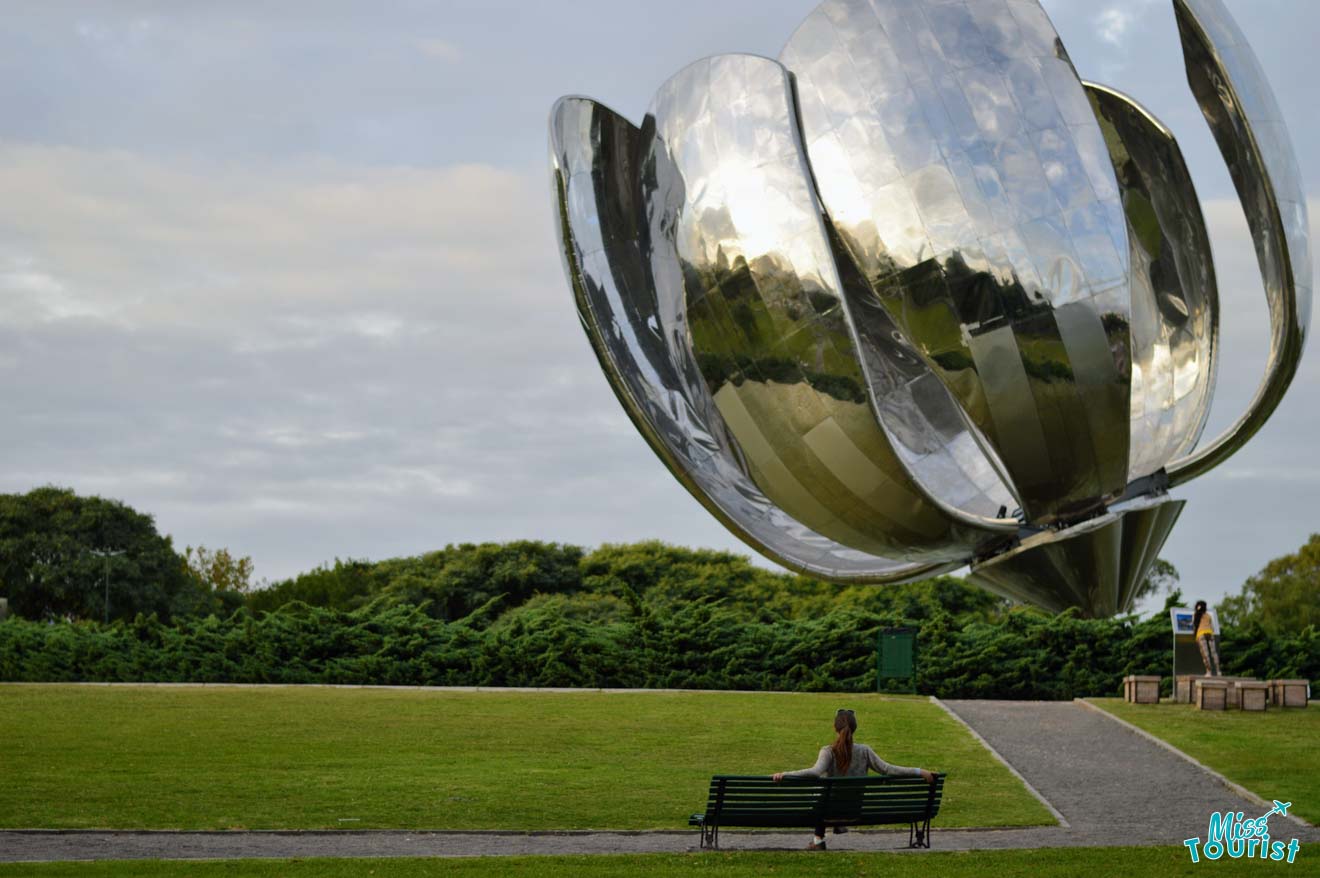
[689, 774, 946, 850]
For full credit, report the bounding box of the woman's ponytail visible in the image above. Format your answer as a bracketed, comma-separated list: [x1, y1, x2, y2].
[831, 709, 857, 775]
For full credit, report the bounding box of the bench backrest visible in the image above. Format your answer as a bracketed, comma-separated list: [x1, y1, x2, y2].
[700, 774, 944, 827]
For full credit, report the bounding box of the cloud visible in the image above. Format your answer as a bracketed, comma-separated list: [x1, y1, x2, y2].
[0, 146, 550, 342]
[1095, 7, 1135, 45]
[415, 38, 462, 63]
[1076, 0, 1164, 78]
[1085, 0, 1161, 47]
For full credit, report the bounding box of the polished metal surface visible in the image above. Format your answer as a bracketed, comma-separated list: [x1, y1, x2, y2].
[548, 0, 1309, 615]
[782, 0, 1132, 524]
[1085, 83, 1219, 480]
[550, 92, 968, 581]
[1163, 0, 1311, 486]
[969, 495, 1185, 616]
[647, 56, 1013, 561]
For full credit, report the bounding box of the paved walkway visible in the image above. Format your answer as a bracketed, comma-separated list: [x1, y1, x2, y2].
[939, 700, 1317, 845]
[3, 700, 1314, 862]
[0, 826, 1140, 862]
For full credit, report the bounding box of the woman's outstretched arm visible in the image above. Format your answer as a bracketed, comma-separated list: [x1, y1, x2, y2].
[864, 745, 934, 783]
[772, 746, 831, 781]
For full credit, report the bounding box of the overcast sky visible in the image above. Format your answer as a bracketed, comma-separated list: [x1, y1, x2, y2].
[0, 0, 1314, 612]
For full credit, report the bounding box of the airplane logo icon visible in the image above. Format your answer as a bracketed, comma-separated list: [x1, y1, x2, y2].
[1271, 800, 1292, 818]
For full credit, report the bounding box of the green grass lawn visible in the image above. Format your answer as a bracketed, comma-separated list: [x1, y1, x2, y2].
[1089, 698, 1320, 824]
[0, 685, 1051, 831]
[1, 848, 1313, 878]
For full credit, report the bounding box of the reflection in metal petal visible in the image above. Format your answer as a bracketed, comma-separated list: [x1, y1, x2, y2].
[1164, 0, 1311, 486]
[646, 56, 1016, 561]
[782, 0, 1132, 524]
[551, 95, 965, 581]
[1084, 82, 1219, 479]
[829, 234, 1023, 525]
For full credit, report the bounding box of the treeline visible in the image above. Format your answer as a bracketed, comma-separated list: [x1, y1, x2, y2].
[244, 540, 1009, 622]
[3, 487, 1318, 698]
[2, 591, 1316, 696]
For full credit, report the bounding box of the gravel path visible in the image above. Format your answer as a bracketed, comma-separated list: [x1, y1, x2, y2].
[4, 699, 1313, 862]
[939, 700, 1318, 846]
[0, 825, 1208, 862]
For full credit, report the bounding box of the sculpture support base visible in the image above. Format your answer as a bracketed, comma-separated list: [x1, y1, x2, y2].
[969, 496, 1185, 617]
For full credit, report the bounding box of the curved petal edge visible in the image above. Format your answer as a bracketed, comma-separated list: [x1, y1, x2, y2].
[1164, 0, 1311, 486]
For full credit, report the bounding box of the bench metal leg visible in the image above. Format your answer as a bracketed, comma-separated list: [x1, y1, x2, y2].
[699, 821, 719, 850]
[910, 780, 937, 848]
[907, 818, 932, 849]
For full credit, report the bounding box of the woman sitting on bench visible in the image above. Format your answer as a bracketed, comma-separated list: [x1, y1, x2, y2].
[772, 707, 936, 851]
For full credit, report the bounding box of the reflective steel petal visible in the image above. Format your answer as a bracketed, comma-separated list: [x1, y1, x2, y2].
[645, 54, 1011, 561]
[1164, 0, 1311, 486]
[782, 0, 1132, 524]
[551, 94, 963, 581]
[1084, 83, 1219, 479]
[829, 235, 1023, 525]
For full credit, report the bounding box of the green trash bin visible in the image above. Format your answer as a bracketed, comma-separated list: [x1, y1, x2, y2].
[877, 627, 917, 694]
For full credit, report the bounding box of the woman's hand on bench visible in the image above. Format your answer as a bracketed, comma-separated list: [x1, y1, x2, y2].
[772, 772, 785, 783]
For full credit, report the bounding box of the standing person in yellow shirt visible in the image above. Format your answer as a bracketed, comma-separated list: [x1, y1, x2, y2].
[1192, 600, 1221, 676]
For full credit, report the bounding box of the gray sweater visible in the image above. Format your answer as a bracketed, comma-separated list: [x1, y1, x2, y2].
[784, 743, 923, 779]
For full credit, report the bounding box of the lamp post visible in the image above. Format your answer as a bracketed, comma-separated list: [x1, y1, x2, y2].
[89, 549, 126, 624]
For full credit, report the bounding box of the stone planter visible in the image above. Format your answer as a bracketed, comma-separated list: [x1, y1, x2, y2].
[1123, 675, 1161, 704]
[1236, 681, 1269, 712]
[1270, 679, 1310, 708]
[1195, 678, 1229, 711]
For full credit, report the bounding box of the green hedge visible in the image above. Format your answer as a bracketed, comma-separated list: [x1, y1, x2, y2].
[3, 599, 1316, 698]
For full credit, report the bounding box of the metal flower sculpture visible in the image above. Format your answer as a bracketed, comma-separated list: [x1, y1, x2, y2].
[549, 0, 1310, 616]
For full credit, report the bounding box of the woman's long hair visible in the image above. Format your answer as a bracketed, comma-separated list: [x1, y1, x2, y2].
[1192, 600, 1208, 635]
[831, 710, 857, 775]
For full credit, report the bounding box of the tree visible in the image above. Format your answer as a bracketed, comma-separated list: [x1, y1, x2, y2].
[246, 558, 377, 614]
[184, 545, 256, 594]
[1132, 558, 1180, 604]
[1218, 534, 1320, 636]
[182, 545, 255, 618]
[377, 541, 584, 620]
[247, 541, 585, 619]
[0, 486, 198, 622]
